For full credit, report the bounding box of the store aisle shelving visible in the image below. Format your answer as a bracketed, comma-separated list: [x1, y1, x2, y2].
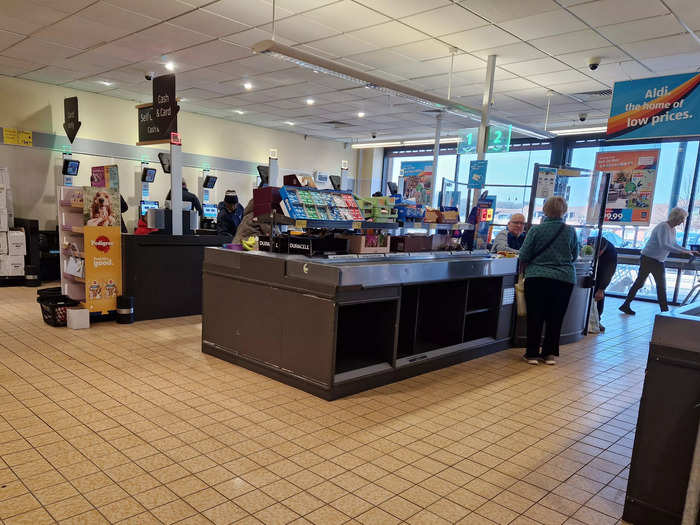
[0, 285, 657, 524]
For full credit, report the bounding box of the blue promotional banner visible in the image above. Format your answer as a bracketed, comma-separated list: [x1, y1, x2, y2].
[400, 160, 433, 205]
[468, 160, 488, 188]
[607, 72, 700, 140]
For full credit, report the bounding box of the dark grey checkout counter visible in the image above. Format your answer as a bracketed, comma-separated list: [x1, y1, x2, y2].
[513, 260, 593, 346]
[122, 233, 229, 321]
[202, 249, 518, 399]
[623, 302, 700, 525]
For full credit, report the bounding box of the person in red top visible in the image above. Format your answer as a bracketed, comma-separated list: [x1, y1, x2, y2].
[134, 215, 158, 235]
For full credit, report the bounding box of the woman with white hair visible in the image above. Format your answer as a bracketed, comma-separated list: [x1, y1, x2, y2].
[620, 207, 699, 314]
[518, 196, 579, 365]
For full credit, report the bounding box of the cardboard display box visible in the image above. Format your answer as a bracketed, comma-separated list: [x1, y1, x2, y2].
[0, 255, 24, 276]
[7, 230, 26, 256]
[390, 235, 432, 252]
[343, 233, 391, 254]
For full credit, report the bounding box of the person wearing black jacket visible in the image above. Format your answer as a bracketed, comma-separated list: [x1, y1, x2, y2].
[120, 195, 128, 233]
[166, 181, 203, 216]
[216, 190, 244, 241]
[592, 237, 618, 332]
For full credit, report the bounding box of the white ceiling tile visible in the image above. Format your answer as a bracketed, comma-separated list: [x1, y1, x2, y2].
[258, 15, 340, 43]
[0, 55, 41, 76]
[574, 61, 647, 83]
[390, 40, 452, 61]
[622, 34, 700, 59]
[597, 14, 684, 44]
[0, 30, 24, 50]
[348, 21, 426, 48]
[21, 66, 82, 84]
[457, 0, 559, 22]
[401, 5, 487, 36]
[203, 0, 292, 27]
[305, 1, 389, 32]
[493, 77, 539, 93]
[100, 88, 148, 101]
[499, 9, 586, 40]
[54, 51, 131, 75]
[471, 42, 546, 64]
[272, 0, 338, 13]
[303, 34, 377, 58]
[442, 26, 520, 53]
[211, 54, 291, 77]
[355, 0, 451, 18]
[424, 53, 486, 73]
[642, 51, 700, 73]
[3, 38, 80, 63]
[29, 0, 94, 13]
[168, 40, 251, 68]
[502, 57, 570, 76]
[0, 0, 66, 35]
[570, 0, 669, 26]
[553, 79, 610, 94]
[663, 0, 700, 29]
[106, 23, 211, 62]
[102, 0, 194, 19]
[529, 69, 593, 86]
[64, 79, 120, 93]
[555, 46, 629, 69]
[531, 30, 610, 55]
[80, 2, 159, 32]
[32, 16, 133, 50]
[177, 87, 222, 100]
[169, 10, 250, 37]
[346, 49, 415, 70]
[222, 28, 294, 49]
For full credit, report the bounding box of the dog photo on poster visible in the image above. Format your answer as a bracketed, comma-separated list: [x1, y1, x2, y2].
[83, 187, 120, 227]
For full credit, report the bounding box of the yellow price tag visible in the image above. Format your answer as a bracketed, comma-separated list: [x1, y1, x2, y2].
[295, 220, 307, 228]
[18, 131, 32, 147]
[352, 221, 362, 229]
[3, 127, 18, 145]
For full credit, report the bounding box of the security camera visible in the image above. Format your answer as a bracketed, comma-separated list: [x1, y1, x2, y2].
[579, 112, 588, 122]
[371, 132, 377, 139]
[145, 71, 155, 81]
[588, 57, 601, 71]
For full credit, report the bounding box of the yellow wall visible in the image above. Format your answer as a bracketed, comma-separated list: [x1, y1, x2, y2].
[0, 76, 356, 229]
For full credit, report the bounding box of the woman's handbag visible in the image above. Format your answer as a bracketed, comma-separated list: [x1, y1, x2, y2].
[515, 273, 527, 317]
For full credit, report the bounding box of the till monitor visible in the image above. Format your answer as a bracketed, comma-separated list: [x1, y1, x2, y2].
[62, 159, 80, 176]
[141, 167, 156, 182]
[202, 204, 218, 219]
[140, 200, 159, 215]
[158, 152, 171, 173]
[202, 175, 217, 188]
[387, 181, 398, 195]
[257, 165, 269, 186]
[329, 175, 341, 190]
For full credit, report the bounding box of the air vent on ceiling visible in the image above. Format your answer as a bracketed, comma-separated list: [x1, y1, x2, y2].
[571, 89, 613, 102]
[321, 121, 354, 128]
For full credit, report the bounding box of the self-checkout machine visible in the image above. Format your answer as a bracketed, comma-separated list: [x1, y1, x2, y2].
[138, 160, 158, 218]
[197, 167, 219, 229]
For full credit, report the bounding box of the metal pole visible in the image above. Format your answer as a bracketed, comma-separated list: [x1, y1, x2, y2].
[682, 417, 700, 525]
[272, 0, 276, 40]
[682, 143, 700, 247]
[584, 171, 611, 334]
[170, 142, 183, 235]
[670, 141, 688, 210]
[430, 112, 443, 208]
[447, 48, 456, 100]
[473, 54, 496, 209]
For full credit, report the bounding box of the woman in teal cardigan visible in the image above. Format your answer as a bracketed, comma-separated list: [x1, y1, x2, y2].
[518, 196, 579, 365]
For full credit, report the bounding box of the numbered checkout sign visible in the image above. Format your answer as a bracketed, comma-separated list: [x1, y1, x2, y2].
[458, 124, 512, 154]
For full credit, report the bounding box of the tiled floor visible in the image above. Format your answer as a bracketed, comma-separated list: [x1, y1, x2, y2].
[0, 285, 659, 525]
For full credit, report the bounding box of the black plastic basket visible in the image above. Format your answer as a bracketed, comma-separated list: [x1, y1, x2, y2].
[38, 294, 79, 327]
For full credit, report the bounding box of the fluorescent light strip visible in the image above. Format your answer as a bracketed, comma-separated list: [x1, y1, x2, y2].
[351, 137, 461, 149]
[550, 126, 607, 135]
[253, 40, 553, 140]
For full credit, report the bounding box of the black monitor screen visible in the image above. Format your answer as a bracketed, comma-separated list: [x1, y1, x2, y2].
[329, 175, 341, 190]
[257, 165, 269, 186]
[140, 200, 159, 215]
[158, 152, 171, 173]
[203, 175, 217, 188]
[141, 167, 156, 182]
[62, 159, 80, 176]
[387, 181, 398, 194]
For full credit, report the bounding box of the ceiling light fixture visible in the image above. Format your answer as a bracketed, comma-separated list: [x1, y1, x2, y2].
[165, 61, 175, 71]
[352, 141, 402, 149]
[550, 126, 607, 136]
[357, 112, 365, 118]
[233, 109, 245, 114]
[306, 98, 315, 105]
[351, 137, 461, 149]
[97, 80, 112, 86]
[284, 121, 295, 126]
[252, 39, 553, 140]
[243, 81, 253, 90]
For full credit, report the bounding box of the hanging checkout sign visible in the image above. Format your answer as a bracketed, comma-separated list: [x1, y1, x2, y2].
[467, 160, 488, 189]
[457, 124, 511, 154]
[607, 71, 700, 140]
[137, 74, 179, 145]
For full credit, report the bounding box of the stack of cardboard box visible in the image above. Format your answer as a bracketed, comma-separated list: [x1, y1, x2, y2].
[0, 168, 25, 277]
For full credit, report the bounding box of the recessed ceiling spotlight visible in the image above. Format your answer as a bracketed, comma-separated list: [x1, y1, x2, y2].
[284, 121, 295, 126]
[243, 81, 253, 90]
[97, 80, 112, 86]
[306, 98, 315, 105]
[165, 61, 175, 71]
[233, 109, 245, 114]
[180, 97, 188, 102]
[357, 112, 365, 118]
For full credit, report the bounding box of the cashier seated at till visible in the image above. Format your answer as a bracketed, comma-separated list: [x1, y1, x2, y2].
[490, 213, 526, 254]
[216, 190, 244, 240]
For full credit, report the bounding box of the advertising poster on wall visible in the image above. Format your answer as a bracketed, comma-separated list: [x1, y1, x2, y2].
[607, 72, 700, 140]
[83, 187, 121, 228]
[400, 160, 433, 205]
[535, 166, 557, 198]
[468, 160, 488, 189]
[591, 149, 660, 225]
[83, 226, 122, 314]
[90, 165, 119, 190]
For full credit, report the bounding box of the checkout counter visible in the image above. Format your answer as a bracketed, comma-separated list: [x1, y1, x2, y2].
[202, 249, 518, 399]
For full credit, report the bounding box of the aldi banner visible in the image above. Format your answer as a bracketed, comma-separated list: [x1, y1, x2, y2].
[607, 72, 700, 140]
[593, 149, 660, 225]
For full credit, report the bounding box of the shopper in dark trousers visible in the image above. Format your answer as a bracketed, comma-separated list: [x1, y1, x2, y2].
[620, 208, 698, 314]
[518, 196, 579, 365]
[591, 237, 618, 331]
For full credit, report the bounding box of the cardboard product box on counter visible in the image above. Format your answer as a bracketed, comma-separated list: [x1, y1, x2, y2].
[390, 234, 432, 252]
[287, 234, 348, 257]
[258, 235, 289, 253]
[0, 255, 24, 276]
[340, 233, 391, 254]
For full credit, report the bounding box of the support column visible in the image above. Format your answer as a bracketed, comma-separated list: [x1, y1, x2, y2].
[170, 142, 183, 235]
[473, 55, 496, 207]
[430, 112, 443, 207]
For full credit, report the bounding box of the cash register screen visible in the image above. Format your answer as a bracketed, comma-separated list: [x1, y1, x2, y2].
[203, 204, 218, 219]
[140, 200, 159, 215]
